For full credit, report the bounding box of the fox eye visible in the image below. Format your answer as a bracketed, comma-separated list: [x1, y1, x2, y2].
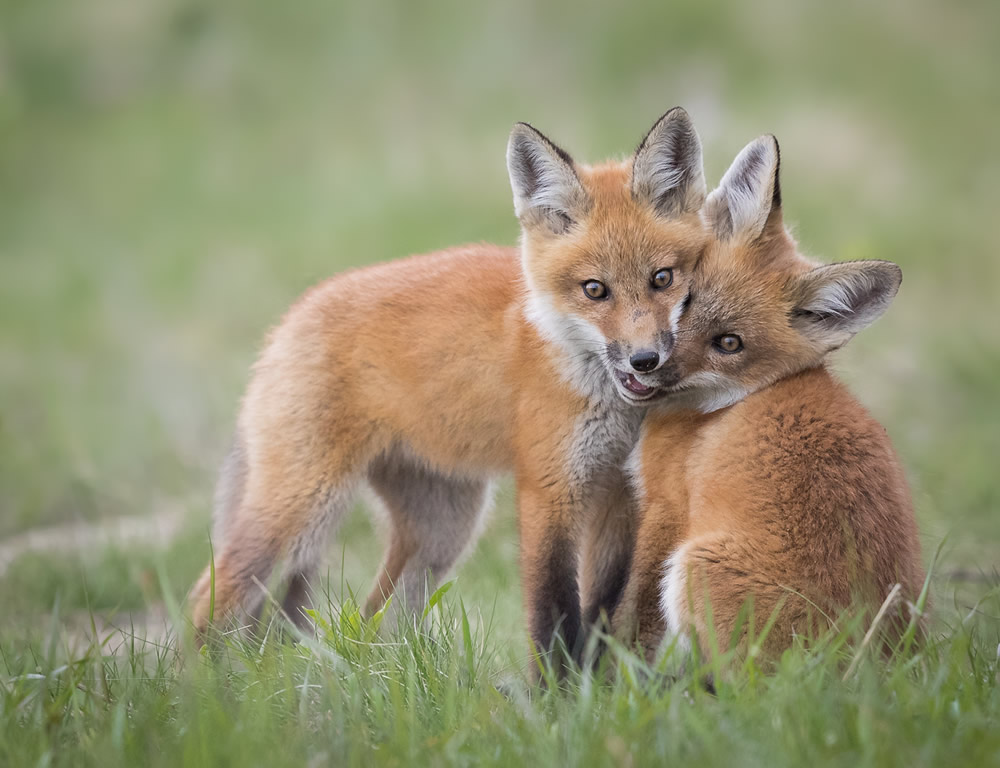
[651, 268, 674, 289]
[713, 334, 743, 354]
[582, 280, 608, 300]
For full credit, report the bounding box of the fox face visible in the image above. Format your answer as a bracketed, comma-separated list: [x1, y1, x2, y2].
[656, 136, 902, 414]
[506, 109, 708, 404]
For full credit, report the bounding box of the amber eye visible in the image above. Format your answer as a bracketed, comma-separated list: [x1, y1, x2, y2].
[713, 334, 744, 354]
[651, 268, 673, 289]
[582, 280, 608, 300]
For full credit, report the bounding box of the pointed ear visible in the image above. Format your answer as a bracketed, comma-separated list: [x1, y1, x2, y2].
[704, 135, 781, 242]
[631, 107, 706, 216]
[790, 260, 903, 351]
[506, 123, 589, 233]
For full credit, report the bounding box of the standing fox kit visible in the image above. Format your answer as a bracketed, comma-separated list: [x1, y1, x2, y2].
[615, 136, 924, 658]
[190, 108, 708, 661]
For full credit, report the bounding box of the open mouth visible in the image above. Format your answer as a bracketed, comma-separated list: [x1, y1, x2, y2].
[614, 369, 660, 401]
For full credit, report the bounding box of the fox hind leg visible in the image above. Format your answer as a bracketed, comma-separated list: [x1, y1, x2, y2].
[279, 570, 316, 630]
[660, 535, 822, 660]
[192, 481, 357, 639]
[364, 453, 493, 628]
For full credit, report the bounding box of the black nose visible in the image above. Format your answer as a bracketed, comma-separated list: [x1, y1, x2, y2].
[629, 350, 660, 373]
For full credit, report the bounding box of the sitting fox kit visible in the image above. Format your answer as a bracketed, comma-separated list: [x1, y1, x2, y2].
[190, 108, 708, 662]
[614, 136, 924, 658]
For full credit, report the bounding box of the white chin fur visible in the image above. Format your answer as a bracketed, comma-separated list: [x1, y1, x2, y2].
[523, 290, 615, 399]
[659, 371, 749, 414]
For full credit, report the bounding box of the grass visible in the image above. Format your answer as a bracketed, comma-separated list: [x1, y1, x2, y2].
[1, 0, 999, 763]
[1, 582, 998, 767]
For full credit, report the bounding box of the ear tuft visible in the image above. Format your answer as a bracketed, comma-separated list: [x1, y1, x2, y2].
[631, 107, 706, 216]
[704, 135, 781, 242]
[506, 123, 588, 233]
[790, 260, 902, 351]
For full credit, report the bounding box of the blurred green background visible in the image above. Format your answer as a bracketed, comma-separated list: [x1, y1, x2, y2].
[1, 0, 997, 641]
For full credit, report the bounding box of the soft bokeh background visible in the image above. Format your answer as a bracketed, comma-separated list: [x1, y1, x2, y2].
[1, 0, 998, 644]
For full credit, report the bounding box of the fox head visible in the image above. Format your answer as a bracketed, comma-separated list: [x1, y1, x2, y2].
[656, 135, 903, 413]
[506, 108, 708, 404]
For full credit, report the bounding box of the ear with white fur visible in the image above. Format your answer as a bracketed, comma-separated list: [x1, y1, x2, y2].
[704, 135, 781, 242]
[631, 107, 706, 216]
[506, 123, 589, 233]
[790, 260, 902, 351]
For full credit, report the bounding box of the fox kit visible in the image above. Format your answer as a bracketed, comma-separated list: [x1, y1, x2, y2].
[190, 109, 709, 663]
[614, 136, 925, 659]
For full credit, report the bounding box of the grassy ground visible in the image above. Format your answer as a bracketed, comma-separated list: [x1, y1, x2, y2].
[2, 584, 999, 767]
[1, 0, 999, 764]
